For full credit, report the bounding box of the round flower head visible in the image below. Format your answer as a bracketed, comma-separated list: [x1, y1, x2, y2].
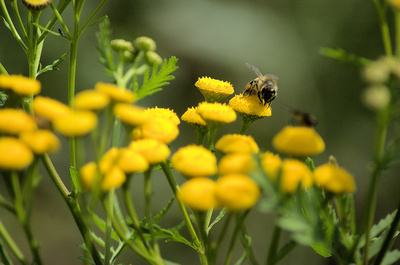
[132, 118, 179, 144]
[171, 145, 217, 178]
[133, 36, 157, 52]
[272, 126, 325, 157]
[19, 130, 59, 154]
[261, 152, 282, 178]
[111, 39, 134, 52]
[22, 0, 51, 10]
[80, 162, 99, 190]
[195, 77, 234, 103]
[99, 148, 120, 173]
[181, 107, 207, 129]
[0, 74, 41, 96]
[102, 167, 126, 191]
[129, 139, 170, 164]
[145, 51, 163, 66]
[229, 94, 272, 121]
[74, 90, 110, 111]
[144, 107, 180, 125]
[218, 153, 256, 175]
[196, 102, 236, 127]
[95, 82, 136, 103]
[53, 111, 97, 137]
[33, 96, 71, 121]
[0, 109, 36, 135]
[178, 178, 217, 211]
[117, 148, 149, 173]
[277, 159, 313, 194]
[215, 174, 260, 211]
[215, 134, 259, 154]
[113, 103, 148, 127]
[314, 163, 356, 193]
[0, 137, 34, 170]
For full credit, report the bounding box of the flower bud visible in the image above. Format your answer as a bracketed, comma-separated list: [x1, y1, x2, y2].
[22, 0, 51, 10]
[133, 36, 157, 52]
[145, 51, 163, 66]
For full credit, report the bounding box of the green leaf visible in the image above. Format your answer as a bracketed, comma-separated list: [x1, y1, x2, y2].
[0, 91, 7, 107]
[37, 52, 68, 77]
[96, 17, 115, 72]
[310, 241, 332, 258]
[70, 166, 83, 193]
[382, 249, 400, 265]
[207, 208, 227, 233]
[319, 47, 371, 66]
[89, 211, 120, 242]
[135, 56, 178, 100]
[154, 196, 175, 224]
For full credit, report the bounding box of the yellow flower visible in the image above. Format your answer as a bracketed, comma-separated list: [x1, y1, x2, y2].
[195, 77, 234, 103]
[177, 178, 217, 211]
[95, 82, 136, 103]
[0, 74, 41, 96]
[144, 107, 180, 125]
[171, 145, 217, 178]
[0, 109, 36, 134]
[99, 148, 120, 173]
[117, 148, 149, 173]
[22, 0, 51, 10]
[229, 94, 272, 120]
[129, 139, 170, 164]
[272, 126, 325, 157]
[53, 111, 97, 136]
[196, 102, 236, 127]
[181, 107, 207, 128]
[102, 167, 126, 191]
[131, 118, 179, 144]
[0, 137, 34, 170]
[79, 162, 100, 191]
[33, 96, 71, 121]
[391, 0, 400, 9]
[314, 163, 356, 193]
[215, 134, 259, 154]
[218, 153, 256, 175]
[278, 159, 313, 194]
[19, 130, 59, 154]
[215, 174, 260, 210]
[113, 103, 148, 127]
[261, 152, 282, 178]
[74, 90, 110, 111]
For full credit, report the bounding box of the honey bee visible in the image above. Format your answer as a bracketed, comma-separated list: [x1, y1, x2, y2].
[277, 102, 318, 127]
[242, 63, 279, 107]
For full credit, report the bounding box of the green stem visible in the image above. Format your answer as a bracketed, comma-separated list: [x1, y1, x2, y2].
[207, 127, 218, 151]
[144, 168, 160, 254]
[224, 211, 250, 265]
[266, 225, 281, 265]
[239, 119, 253, 135]
[0, 219, 27, 265]
[374, 0, 393, 57]
[0, 0, 27, 51]
[104, 190, 115, 265]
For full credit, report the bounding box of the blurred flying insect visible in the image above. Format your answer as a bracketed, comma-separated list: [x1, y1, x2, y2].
[277, 102, 318, 127]
[242, 63, 279, 107]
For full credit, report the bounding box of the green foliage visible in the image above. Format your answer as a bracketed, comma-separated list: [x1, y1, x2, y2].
[319, 47, 371, 66]
[36, 52, 68, 77]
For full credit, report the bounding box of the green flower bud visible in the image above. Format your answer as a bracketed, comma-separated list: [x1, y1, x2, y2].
[145, 51, 163, 66]
[111, 39, 134, 53]
[362, 85, 391, 111]
[22, 0, 51, 10]
[134, 36, 157, 52]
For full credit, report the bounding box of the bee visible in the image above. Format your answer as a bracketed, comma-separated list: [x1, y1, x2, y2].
[242, 63, 279, 107]
[277, 102, 318, 127]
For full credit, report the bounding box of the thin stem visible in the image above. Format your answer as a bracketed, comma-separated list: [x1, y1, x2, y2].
[374, 0, 393, 56]
[224, 211, 250, 265]
[266, 225, 281, 265]
[0, 0, 28, 51]
[239, 119, 253, 135]
[144, 168, 160, 254]
[0, 220, 27, 265]
[104, 190, 115, 265]
[207, 127, 218, 151]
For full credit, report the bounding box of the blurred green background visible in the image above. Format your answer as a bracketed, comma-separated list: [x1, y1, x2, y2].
[1, 0, 400, 264]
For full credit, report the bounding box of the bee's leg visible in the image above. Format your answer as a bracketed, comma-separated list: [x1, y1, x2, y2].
[257, 91, 264, 105]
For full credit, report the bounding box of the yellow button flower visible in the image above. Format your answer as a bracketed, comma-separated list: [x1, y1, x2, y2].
[218, 153, 256, 175]
[278, 159, 313, 194]
[144, 107, 180, 125]
[131, 118, 179, 144]
[314, 163, 356, 193]
[19, 130, 59, 154]
[117, 148, 149, 173]
[215, 134, 259, 154]
[113, 103, 148, 126]
[0, 74, 41, 96]
[33, 96, 71, 121]
[195, 76, 234, 103]
[79, 162, 100, 191]
[0, 137, 34, 170]
[0, 109, 36, 135]
[196, 102, 236, 127]
[22, 0, 51, 10]
[229, 94, 272, 119]
[177, 178, 217, 211]
[74, 90, 110, 111]
[272, 126, 325, 157]
[129, 139, 170, 164]
[99, 147, 120, 173]
[171, 145, 217, 178]
[215, 174, 260, 211]
[102, 167, 126, 191]
[181, 107, 207, 128]
[95, 82, 136, 103]
[261, 152, 282, 178]
[53, 111, 97, 136]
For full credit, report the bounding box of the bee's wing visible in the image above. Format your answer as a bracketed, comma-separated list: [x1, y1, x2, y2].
[245, 63, 264, 78]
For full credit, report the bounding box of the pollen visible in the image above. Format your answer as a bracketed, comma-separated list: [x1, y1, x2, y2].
[195, 77, 234, 103]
